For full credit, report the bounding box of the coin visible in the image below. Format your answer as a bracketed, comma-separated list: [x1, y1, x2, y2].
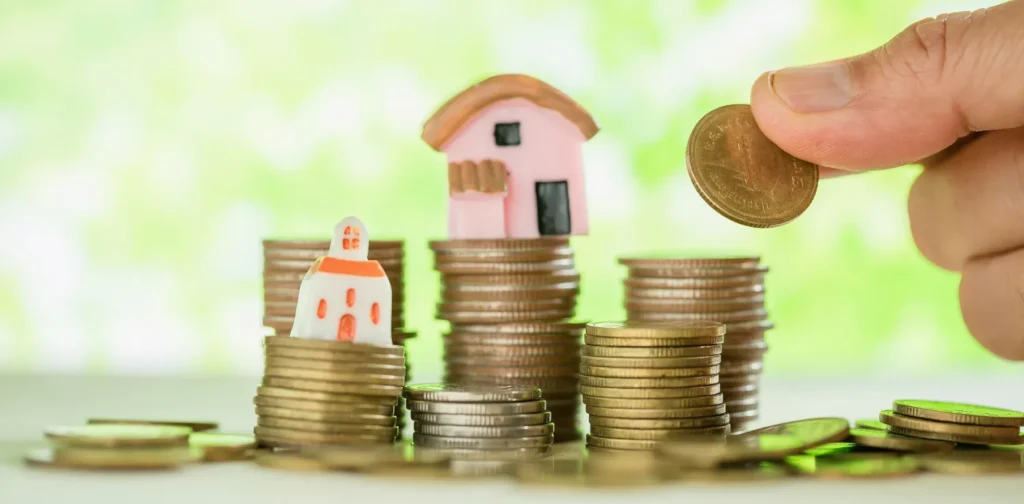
[582, 394, 723, 409]
[579, 364, 718, 379]
[659, 417, 848, 466]
[625, 274, 766, 289]
[264, 336, 405, 356]
[849, 428, 954, 453]
[264, 356, 405, 376]
[435, 247, 574, 262]
[589, 423, 729, 440]
[627, 309, 767, 323]
[254, 426, 395, 445]
[452, 322, 585, 334]
[415, 423, 555, 438]
[417, 446, 551, 461]
[435, 258, 575, 275]
[913, 450, 1024, 474]
[625, 297, 765, 313]
[879, 409, 1021, 438]
[44, 424, 192, 448]
[405, 399, 548, 415]
[586, 321, 725, 338]
[892, 400, 1024, 427]
[429, 238, 569, 251]
[410, 412, 551, 427]
[888, 425, 1024, 445]
[626, 285, 765, 300]
[445, 344, 579, 358]
[719, 360, 763, 376]
[586, 404, 727, 419]
[618, 257, 762, 268]
[86, 419, 217, 432]
[579, 384, 721, 399]
[256, 417, 398, 438]
[439, 308, 574, 324]
[24, 446, 198, 470]
[584, 335, 724, 347]
[589, 414, 731, 430]
[253, 450, 333, 471]
[412, 433, 553, 450]
[789, 453, 920, 479]
[264, 346, 405, 365]
[443, 284, 579, 301]
[313, 444, 408, 470]
[263, 366, 405, 387]
[855, 419, 889, 431]
[261, 377, 403, 398]
[190, 433, 256, 461]
[578, 375, 718, 389]
[255, 406, 397, 426]
[255, 386, 397, 407]
[686, 104, 818, 227]
[585, 434, 657, 450]
[581, 345, 721, 358]
[404, 383, 543, 403]
[445, 365, 577, 378]
[445, 334, 580, 348]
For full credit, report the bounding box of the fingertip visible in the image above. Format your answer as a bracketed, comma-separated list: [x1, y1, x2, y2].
[959, 251, 1024, 361]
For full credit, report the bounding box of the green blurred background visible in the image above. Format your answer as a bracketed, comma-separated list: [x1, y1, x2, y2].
[0, 0, 1016, 377]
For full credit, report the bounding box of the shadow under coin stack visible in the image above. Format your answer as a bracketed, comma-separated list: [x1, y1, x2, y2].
[405, 384, 554, 460]
[620, 257, 771, 432]
[261, 239, 406, 335]
[430, 238, 583, 441]
[254, 336, 406, 448]
[581, 322, 729, 451]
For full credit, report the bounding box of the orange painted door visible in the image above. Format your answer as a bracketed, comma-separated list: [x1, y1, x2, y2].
[337, 314, 356, 341]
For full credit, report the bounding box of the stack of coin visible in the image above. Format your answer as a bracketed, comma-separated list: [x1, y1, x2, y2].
[405, 384, 555, 460]
[878, 400, 1024, 445]
[620, 257, 770, 431]
[392, 329, 417, 437]
[26, 424, 201, 470]
[581, 321, 730, 451]
[262, 239, 405, 335]
[254, 336, 406, 448]
[430, 238, 583, 441]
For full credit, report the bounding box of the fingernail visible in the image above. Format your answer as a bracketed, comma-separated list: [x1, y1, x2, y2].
[769, 62, 853, 113]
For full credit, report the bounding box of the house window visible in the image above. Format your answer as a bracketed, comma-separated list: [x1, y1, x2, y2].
[494, 122, 521, 147]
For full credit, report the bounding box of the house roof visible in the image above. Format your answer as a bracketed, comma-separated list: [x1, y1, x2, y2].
[304, 256, 386, 280]
[421, 74, 599, 151]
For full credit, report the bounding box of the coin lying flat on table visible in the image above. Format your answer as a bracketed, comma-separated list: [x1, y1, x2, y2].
[892, 400, 1024, 427]
[879, 410, 1021, 439]
[189, 433, 257, 461]
[849, 428, 955, 453]
[86, 419, 217, 432]
[855, 419, 890, 431]
[404, 384, 543, 403]
[685, 103, 819, 228]
[25, 446, 198, 470]
[45, 425, 193, 448]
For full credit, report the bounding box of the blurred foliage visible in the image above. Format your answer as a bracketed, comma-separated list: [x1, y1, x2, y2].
[0, 0, 1017, 376]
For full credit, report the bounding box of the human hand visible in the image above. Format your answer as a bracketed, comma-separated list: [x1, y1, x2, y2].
[749, 1, 1024, 359]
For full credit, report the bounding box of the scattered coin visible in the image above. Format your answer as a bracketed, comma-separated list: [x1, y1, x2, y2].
[86, 419, 217, 432]
[25, 446, 198, 470]
[189, 433, 257, 462]
[787, 453, 920, 479]
[879, 410, 1021, 439]
[849, 428, 955, 453]
[855, 419, 890, 431]
[44, 424, 193, 448]
[892, 399, 1024, 427]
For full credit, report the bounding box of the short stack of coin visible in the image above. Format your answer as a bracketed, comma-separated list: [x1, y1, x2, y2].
[405, 384, 555, 459]
[254, 336, 406, 448]
[392, 329, 417, 437]
[620, 257, 770, 431]
[262, 239, 405, 335]
[430, 238, 583, 441]
[581, 321, 730, 451]
[878, 400, 1024, 445]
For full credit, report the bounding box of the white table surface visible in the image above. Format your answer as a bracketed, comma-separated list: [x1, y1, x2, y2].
[2, 373, 1023, 504]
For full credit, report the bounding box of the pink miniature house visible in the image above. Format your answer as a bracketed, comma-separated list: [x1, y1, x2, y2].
[422, 74, 599, 239]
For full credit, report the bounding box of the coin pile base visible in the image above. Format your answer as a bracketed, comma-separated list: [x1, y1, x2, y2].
[581, 322, 729, 450]
[405, 384, 554, 459]
[431, 238, 583, 442]
[620, 257, 770, 431]
[255, 336, 406, 448]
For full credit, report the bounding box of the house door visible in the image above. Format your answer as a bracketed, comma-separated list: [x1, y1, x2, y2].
[337, 314, 356, 341]
[535, 181, 571, 235]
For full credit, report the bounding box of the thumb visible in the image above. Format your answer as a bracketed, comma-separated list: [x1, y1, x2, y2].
[750, 2, 1024, 172]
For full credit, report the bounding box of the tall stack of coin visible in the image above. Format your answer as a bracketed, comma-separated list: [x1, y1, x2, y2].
[262, 239, 406, 335]
[581, 321, 729, 451]
[620, 257, 770, 432]
[430, 238, 583, 441]
[405, 384, 554, 459]
[254, 336, 406, 448]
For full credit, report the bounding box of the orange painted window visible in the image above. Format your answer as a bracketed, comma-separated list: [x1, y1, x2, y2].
[346, 288, 356, 307]
[337, 314, 356, 342]
[316, 299, 327, 319]
[370, 303, 380, 325]
[342, 225, 361, 250]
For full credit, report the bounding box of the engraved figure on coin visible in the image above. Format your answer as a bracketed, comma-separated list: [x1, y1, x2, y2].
[289, 216, 393, 346]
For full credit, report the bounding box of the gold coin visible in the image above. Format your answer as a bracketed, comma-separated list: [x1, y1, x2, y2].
[441, 270, 582, 287]
[253, 450, 333, 471]
[725, 397, 759, 413]
[264, 346, 405, 365]
[579, 384, 720, 399]
[579, 364, 718, 379]
[585, 434, 657, 450]
[261, 377, 403, 398]
[256, 417, 397, 438]
[719, 360, 763, 376]
[686, 104, 818, 227]
[439, 297, 574, 312]
[452, 322, 586, 334]
[719, 374, 760, 387]
[410, 412, 551, 427]
[190, 433, 256, 462]
[586, 404, 727, 419]
[578, 374, 718, 389]
[264, 356, 405, 377]
[584, 335, 724, 347]
[439, 309, 575, 324]
[264, 336, 404, 356]
[589, 414, 731, 430]
[625, 265, 769, 280]
[445, 343, 580, 358]
[254, 426, 395, 445]
[580, 355, 720, 368]
[728, 409, 759, 424]
[582, 345, 721, 358]
[255, 406, 396, 426]
[913, 450, 1024, 474]
[314, 444, 408, 470]
[888, 425, 1024, 445]
[404, 383, 542, 403]
[625, 274, 766, 289]
[443, 282, 579, 299]
[880, 410, 1021, 438]
[86, 419, 217, 432]
[855, 419, 889, 431]
[586, 321, 725, 338]
[44, 424, 192, 448]
[428, 237, 570, 251]
[445, 376, 579, 395]
[417, 446, 551, 461]
[412, 433, 553, 450]
[416, 423, 555, 438]
[582, 394, 723, 409]
[446, 333, 580, 347]
[849, 428, 954, 453]
[405, 399, 548, 415]
[262, 366, 405, 387]
[435, 247, 574, 262]
[618, 257, 762, 268]
[435, 258, 575, 275]
[447, 354, 580, 367]
[255, 385, 397, 406]
[445, 366, 577, 379]
[892, 400, 1024, 427]
[626, 284, 765, 300]
[625, 296, 765, 313]
[627, 309, 767, 323]
[589, 424, 729, 440]
[25, 446, 198, 470]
